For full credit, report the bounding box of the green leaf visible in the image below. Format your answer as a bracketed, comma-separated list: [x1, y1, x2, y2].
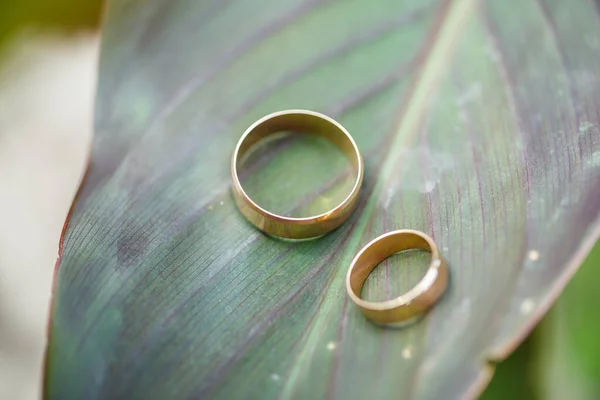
[534, 243, 600, 400]
[45, 0, 600, 398]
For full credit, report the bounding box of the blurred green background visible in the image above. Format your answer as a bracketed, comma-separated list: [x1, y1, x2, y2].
[1, 0, 598, 398]
[0, 0, 102, 46]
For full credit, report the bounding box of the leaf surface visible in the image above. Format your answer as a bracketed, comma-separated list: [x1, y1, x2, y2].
[46, 0, 600, 398]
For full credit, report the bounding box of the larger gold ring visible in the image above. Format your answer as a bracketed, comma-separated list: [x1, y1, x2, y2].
[231, 109, 364, 239]
[346, 230, 448, 326]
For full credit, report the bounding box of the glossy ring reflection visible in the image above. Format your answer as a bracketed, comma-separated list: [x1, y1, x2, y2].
[231, 109, 364, 239]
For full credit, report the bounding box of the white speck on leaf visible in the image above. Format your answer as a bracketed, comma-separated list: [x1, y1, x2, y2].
[219, 201, 224, 206]
[590, 149, 600, 166]
[402, 346, 413, 359]
[418, 180, 436, 194]
[573, 70, 598, 94]
[520, 298, 535, 314]
[528, 250, 539, 261]
[460, 297, 472, 312]
[383, 187, 394, 209]
[379, 146, 453, 204]
[456, 82, 482, 106]
[271, 374, 280, 382]
[578, 121, 595, 136]
[326, 341, 336, 351]
[483, 44, 501, 62]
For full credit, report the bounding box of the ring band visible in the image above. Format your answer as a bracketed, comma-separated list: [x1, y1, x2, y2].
[231, 109, 364, 239]
[346, 230, 448, 326]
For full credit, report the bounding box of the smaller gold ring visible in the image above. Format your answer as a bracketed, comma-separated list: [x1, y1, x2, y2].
[231, 109, 364, 239]
[346, 229, 448, 326]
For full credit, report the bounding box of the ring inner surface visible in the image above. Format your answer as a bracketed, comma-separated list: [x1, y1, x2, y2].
[235, 112, 361, 218]
[350, 232, 432, 300]
[237, 113, 359, 172]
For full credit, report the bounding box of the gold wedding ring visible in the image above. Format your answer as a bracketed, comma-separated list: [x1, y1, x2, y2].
[231, 110, 364, 239]
[346, 230, 448, 326]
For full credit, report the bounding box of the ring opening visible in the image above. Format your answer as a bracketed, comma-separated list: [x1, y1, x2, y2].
[362, 250, 431, 302]
[234, 111, 361, 219]
[349, 231, 435, 302]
